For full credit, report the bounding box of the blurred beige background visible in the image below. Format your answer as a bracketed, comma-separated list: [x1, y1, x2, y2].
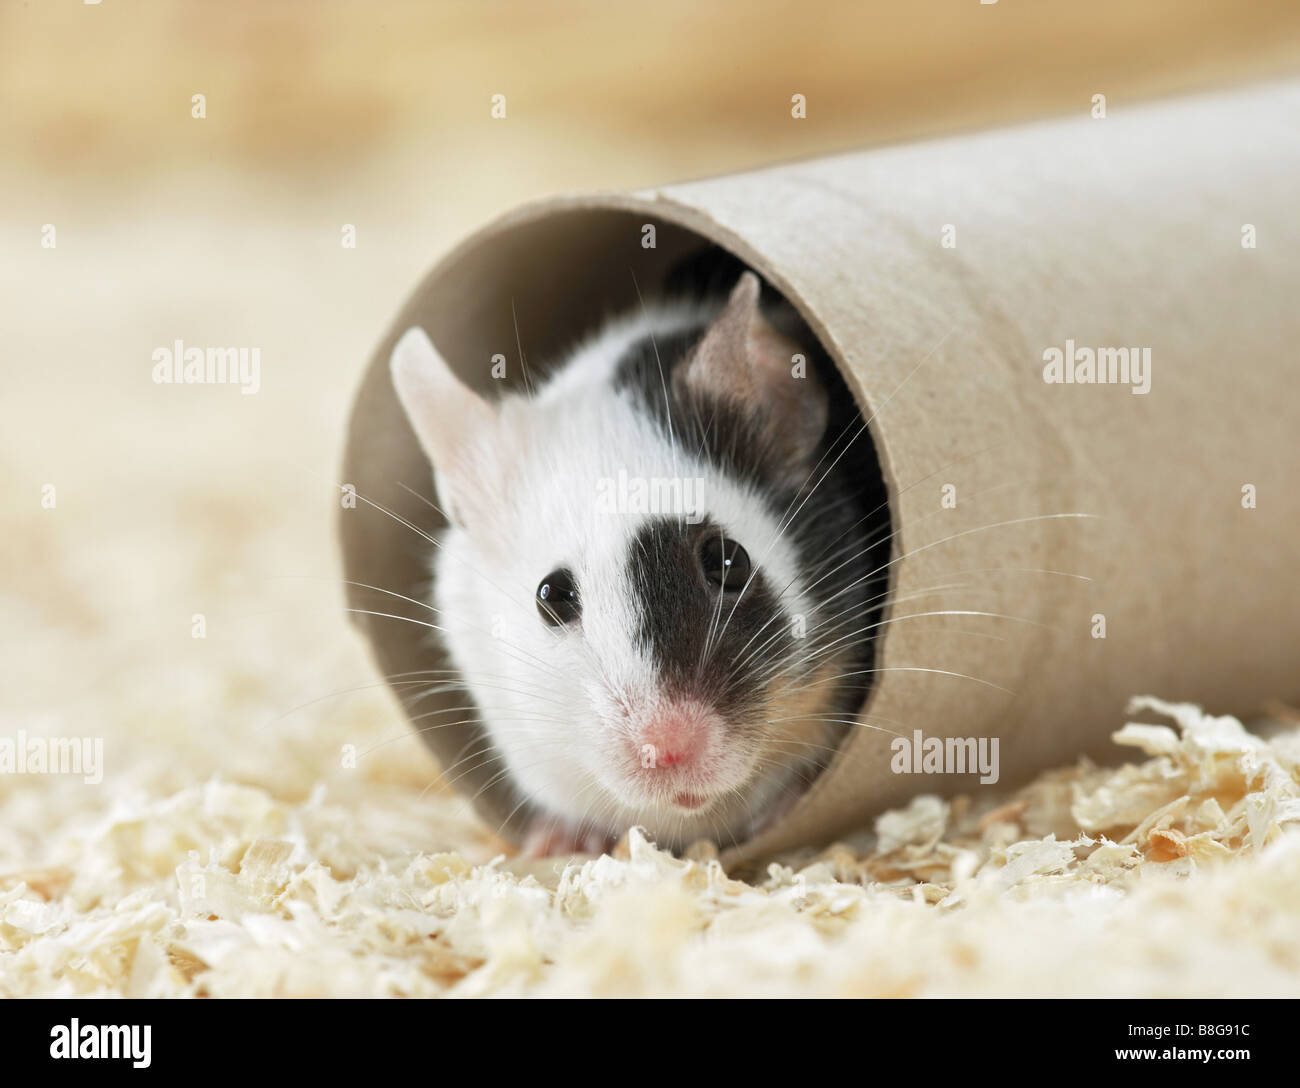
[7, 1, 1300, 189]
[2, 0, 1299, 852]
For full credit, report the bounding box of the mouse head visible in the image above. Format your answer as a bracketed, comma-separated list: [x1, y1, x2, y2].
[391, 274, 852, 849]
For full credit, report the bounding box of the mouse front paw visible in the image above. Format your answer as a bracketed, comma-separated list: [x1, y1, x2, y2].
[521, 816, 612, 858]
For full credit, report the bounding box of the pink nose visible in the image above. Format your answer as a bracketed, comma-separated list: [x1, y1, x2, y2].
[636, 702, 714, 771]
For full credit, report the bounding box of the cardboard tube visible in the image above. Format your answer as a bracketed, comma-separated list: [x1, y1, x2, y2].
[340, 80, 1300, 865]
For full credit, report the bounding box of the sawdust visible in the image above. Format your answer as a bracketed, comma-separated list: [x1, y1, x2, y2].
[3, 697, 1298, 997]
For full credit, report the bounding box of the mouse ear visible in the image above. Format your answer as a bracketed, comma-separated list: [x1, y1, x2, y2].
[390, 326, 497, 529]
[681, 272, 827, 466]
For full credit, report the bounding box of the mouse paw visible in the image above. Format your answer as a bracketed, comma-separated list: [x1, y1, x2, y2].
[521, 817, 611, 858]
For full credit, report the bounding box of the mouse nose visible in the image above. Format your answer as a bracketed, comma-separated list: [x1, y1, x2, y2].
[635, 700, 717, 772]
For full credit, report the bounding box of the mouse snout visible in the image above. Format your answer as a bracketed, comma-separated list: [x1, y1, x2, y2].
[632, 699, 719, 775]
[612, 696, 754, 815]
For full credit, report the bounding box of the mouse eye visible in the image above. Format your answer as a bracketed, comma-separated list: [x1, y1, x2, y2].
[700, 536, 751, 591]
[536, 568, 580, 627]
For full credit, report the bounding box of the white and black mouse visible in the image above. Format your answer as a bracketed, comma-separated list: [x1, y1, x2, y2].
[390, 248, 889, 855]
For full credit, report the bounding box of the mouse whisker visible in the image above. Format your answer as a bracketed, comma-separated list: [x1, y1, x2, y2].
[763, 715, 907, 741]
[771, 607, 1054, 683]
[343, 605, 572, 688]
[393, 479, 586, 625]
[778, 663, 1017, 700]
[719, 438, 1024, 680]
[703, 327, 958, 661]
[816, 512, 1101, 623]
[342, 575, 572, 683]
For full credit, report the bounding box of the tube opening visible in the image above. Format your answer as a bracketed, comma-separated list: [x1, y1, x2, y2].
[342, 202, 895, 846]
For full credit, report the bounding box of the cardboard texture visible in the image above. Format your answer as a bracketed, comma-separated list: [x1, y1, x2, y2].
[341, 80, 1300, 865]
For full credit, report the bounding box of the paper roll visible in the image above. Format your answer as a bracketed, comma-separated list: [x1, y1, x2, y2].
[340, 80, 1300, 864]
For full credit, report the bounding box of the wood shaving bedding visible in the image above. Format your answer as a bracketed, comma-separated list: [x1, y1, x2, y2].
[3, 696, 1298, 998]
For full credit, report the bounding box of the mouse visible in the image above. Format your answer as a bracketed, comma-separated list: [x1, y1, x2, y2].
[389, 248, 890, 856]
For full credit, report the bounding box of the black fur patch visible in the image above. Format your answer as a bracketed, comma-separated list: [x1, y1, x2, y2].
[612, 322, 782, 491]
[625, 516, 786, 725]
[613, 247, 893, 719]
